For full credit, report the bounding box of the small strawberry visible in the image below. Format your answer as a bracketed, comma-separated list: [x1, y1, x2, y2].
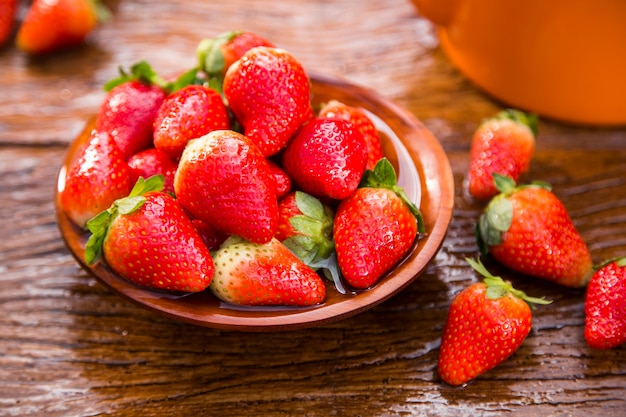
[60, 130, 133, 228]
[477, 174, 593, 288]
[267, 159, 292, 200]
[153, 84, 231, 161]
[127, 148, 178, 195]
[191, 218, 229, 251]
[174, 130, 278, 244]
[282, 117, 368, 201]
[85, 175, 214, 293]
[467, 109, 538, 200]
[438, 258, 551, 386]
[223, 46, 314, 156]
[209, 235, 326, 306]
[318, 100, 384, 170]
[16, 0, 110, 55]
[0, 0, 17, 47]
[333, 158, 424, 289]
[584, 257, 626, 349]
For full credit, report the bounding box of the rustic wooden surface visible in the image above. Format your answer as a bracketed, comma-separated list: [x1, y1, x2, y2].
[1, 0, 625, 416]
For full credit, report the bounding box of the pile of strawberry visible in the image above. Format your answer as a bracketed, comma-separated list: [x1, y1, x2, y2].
[437, 110, 626, 386]
[59, 31, 425, 308]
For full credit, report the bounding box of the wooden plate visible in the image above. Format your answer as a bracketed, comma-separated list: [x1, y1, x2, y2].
[55, 73, 454, 332]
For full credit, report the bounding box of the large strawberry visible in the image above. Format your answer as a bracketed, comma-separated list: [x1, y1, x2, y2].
[333, 158, 424, 289]
[318, 100, 384, 170]
[282, 117, 368, 201]
[60, 130, 133, 228]
[153, 84, 230, 161]
[584, 257, 626, 349]
[477, 174, 593, 288]
[85, 175, 214, 293]
[16, 0, 110, 55]
[467, 109, 538, 200]
[209, 236, 326, 306]
[174, 130, 278, 244]
[438, 258, 551, 386]
[0, 0, 17, 47]
[223, 46, 314, 157]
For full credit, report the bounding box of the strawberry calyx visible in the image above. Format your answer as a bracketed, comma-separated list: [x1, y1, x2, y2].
[84, 174, 165, 265]
[103, 60, 199, 94]
[489, 108, 539, 137]
[593, 256, 626, 271]
[467, 257, 552, 308]
[359, 158, 425, 234]
[196, 31, 241, 77]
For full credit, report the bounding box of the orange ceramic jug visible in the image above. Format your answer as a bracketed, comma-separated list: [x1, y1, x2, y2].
[410, 0, 626, 126]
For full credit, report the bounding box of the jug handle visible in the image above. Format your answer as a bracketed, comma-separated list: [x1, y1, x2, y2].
[410, 0, 459, 26]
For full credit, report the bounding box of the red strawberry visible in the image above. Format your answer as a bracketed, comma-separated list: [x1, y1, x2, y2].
[153, 84, 230, 161]
[60, 130, 133, 228]
[584, 257, 626, 349]
[127, 148, 178, 195]
[318, 100, 384, 170]
[223, 46, 314, 156]
[0, 0, 17, 47]
[174, 130, 278, 244]
[333, 158, 424, 289]
[468, 109, 538, 200]
[209, 236, 326, 306]
[16, 0, 109, 55]
[267, 159, 292, 200]
[438, 258, 551, 386]
[282, 117, 368, 201]
[191, 218, 229, 251]
[85, 175, 214, 293]
[477, 174, 593, 288]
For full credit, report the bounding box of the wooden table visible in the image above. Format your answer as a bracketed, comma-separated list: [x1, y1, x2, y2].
[2, 1, 625, 415]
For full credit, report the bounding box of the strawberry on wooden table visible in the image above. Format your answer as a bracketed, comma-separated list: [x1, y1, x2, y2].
[210, 236, 326, 307]
[85, 175, 214, 293]
[477, 174, 593, 288]
[438, 258, 551, 386]
[0, 0, 17, 47]
[468, 109, 538, 200]
[584, 257, 626, 349]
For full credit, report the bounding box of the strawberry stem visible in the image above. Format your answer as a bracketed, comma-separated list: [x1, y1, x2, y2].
[492, 108, 539, 136]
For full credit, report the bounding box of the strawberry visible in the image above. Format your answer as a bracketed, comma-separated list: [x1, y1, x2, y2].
[282, 117, 368, 201]
[223, 46, 314, 157]
[191, 218, 229, 251]
[16, 0, 110, 55]
[0, 0, 17, 47]
[174, 129, 278, 244]
[333, 158, 424, 289]
[438, 258, 551, 386]
[85, 175, 214, 293]
[60, 130, 133, 228]
[584, 257, 626, 349]
[477, 174, 593, 288]
[318, 100, 384, 170]
[267, 159, 292, 200]
[467, 109, 538, 200]
[127, 148, 178, 195]
[153, 84, 230, 161]
[209, 236, 326, 306]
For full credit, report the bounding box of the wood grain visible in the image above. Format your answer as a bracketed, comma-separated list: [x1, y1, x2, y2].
[1, 0, 625, 416]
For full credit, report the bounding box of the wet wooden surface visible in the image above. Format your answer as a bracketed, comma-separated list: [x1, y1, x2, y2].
[1, 0, 625, 415]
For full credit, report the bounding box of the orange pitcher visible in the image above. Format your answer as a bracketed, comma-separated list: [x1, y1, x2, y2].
[410, 0, 626, 126]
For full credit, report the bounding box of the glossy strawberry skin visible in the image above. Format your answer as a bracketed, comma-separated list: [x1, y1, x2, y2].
[267, 159, 292, 200]
[153, 84, 230, 161]
[60, 130, 132, 228]
[282, 117, 368, 201]
[223, 46, 314, 157]
[96, 81, 166, 160]
[127, 148, 178, 195]
[584, 258, 626, 349]
[334, 187, 418, 289]
[102, 192, 214, 293]
[174, 130, 278, 244]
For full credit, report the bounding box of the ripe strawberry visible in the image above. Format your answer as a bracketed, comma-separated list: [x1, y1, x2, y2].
[438, 258, 551, 386]
[174, 130, 278, 244]
[318, 100, 384, 170]
[584, 257, 626, 349]
[60, 130, 133, 228]
[333, 158, 424, 289]
[0, 0, 17, 47]
[223, 46, 314, 156]
[209, 236, 326, 306]
[16, 0, 110, 55]
[153, 84, 230, 161]
[127, 148, 178, 195]
[282, 117, 368, 201]
[85, 175, 214, 293]
[477, 174, 593, 288]
[467, 109, 538, 200]
[267, 159, 292, 200]
[191, 218, 229, 251]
